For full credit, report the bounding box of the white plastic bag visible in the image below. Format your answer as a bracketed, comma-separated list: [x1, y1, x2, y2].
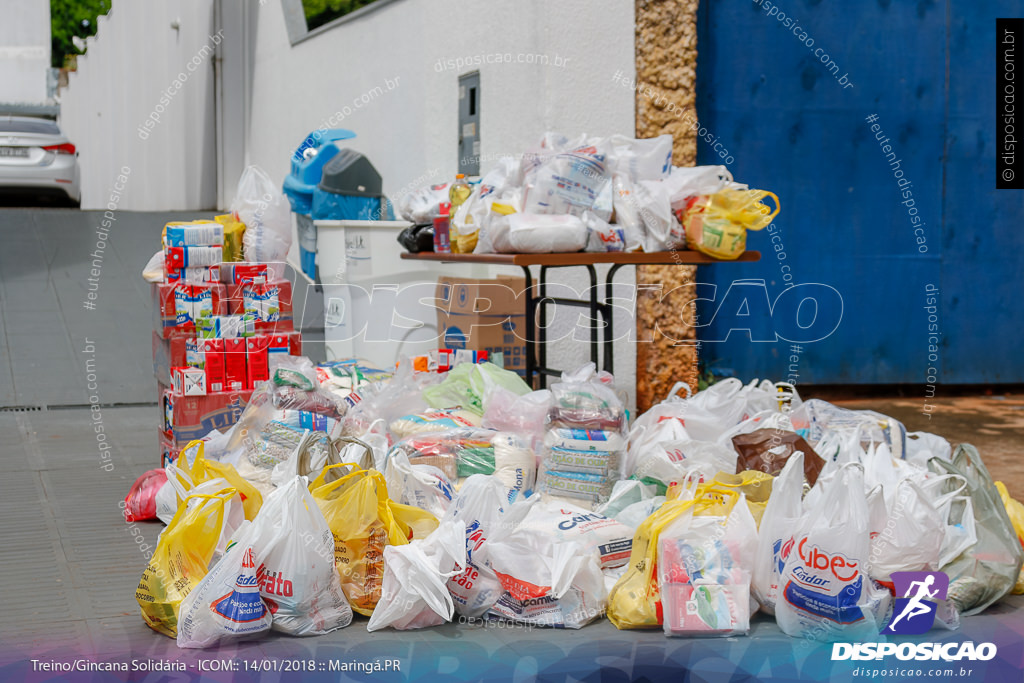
[384, 450, 456, 519]
[481, 387, 551, 452]
[595, 480, 665, 528]
[611, 174, 648, 252]
[867, 479, 945, 582]
[367, 519, 466, 631]
[397, 183, 450, 223]
[443, 475, 528, 617]
[752, 453, 805, 615]
[506, 213, 587, 253]
[176, 521, 272, 648]
[658, 492, 759, 637]
[665, 165, 739, 207]
[517, 497, 634, 569]
[232, 166, 291, 273]
[523, 140, 613, 218]
[250, 476, 354, 635]
[608, 134, 673, 182]
[142, 250, 164, 282]
[635, 177, 684, 252]
[485, 531, 607, 628]
[790, 399, 907, 460]
[775, 464, 890, 641]
[517, 132, 584, 187]
[582, 210, 627, 252]
[905, 431, 953, 468]
[917, 474, 979, 569]
[155, 480, 178, 524]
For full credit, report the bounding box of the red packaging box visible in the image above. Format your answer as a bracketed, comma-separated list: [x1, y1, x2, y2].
[224, 338, 248, 391]
[245, 336, 271, 389]
[221, 262, 270, 285]
[160, 385, 251, 445]
[159, 429, 177, 466]
[152, 332, 215, 386]
[267, 330, 302, 356]
[153, 282, 227, 338]
[202, 339, 225, 392]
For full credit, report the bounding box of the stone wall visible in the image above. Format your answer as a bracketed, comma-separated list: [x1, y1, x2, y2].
[634, 0, 700, 411]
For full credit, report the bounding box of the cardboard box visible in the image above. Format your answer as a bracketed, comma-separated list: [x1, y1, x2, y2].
[161, 385, 250, 445]
[166, 265, 220, 283]
[153, 282, 227, 338]
[224, 338, 248, 391]
[158, 428, 176, 466]
[171, 366, 207, 395]
[435, 275, 527, 375]
[164, 222, 224, 247]
[164, 245, 223, 271]
[220, 262, 269, 284]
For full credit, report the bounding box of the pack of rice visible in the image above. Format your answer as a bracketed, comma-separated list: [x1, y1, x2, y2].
[538, 364, 626, 507]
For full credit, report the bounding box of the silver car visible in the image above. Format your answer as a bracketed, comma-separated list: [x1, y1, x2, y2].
[0, 116, 81, 206]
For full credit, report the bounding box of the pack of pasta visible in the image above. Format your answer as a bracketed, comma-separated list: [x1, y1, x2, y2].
[538, 364, 626, 506]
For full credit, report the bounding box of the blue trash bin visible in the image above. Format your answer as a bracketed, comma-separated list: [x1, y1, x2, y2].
[282, 128, 356, 281]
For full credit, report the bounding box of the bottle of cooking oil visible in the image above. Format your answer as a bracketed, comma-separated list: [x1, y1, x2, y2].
[449, 173, 471, 219]
[448, 173, 473, 254]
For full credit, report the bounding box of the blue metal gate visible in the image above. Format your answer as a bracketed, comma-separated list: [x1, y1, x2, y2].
[694, 0, 1024, 383]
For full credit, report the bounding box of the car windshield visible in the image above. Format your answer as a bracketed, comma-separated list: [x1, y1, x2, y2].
[1, 118, 61, 135]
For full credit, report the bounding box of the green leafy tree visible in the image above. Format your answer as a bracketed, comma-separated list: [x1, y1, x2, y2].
[303, 0, 378, 31]
[50, 0, 112, 68]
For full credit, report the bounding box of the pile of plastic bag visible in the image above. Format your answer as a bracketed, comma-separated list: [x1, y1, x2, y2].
[396, 132, 780, 259]
[129, 356, 1024, 647]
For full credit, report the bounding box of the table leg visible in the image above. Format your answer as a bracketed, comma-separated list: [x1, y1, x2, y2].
[538, 266, 549, 389]
[603, 263, 628, 376]
[521, 265, 536, 388]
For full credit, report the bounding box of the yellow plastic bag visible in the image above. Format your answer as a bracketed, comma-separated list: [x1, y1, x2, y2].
[683, 189, 780, 260]
[214, 214, 246, 262]
[709, 471, 774, 527]
[135, 488, 237, 637]
[995, 481, 1024, 594]
[173, 440, 263, 520]
[310, 464, 439, 615]
[608, 485, 740, 629]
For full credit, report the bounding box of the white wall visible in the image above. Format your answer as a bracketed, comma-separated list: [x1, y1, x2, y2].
[56, 0, 642, 404]
[59, 1, 219, 210]
[246, 0, 639, 402]
[0, 0, 50, 104]
[245, 0, 635, 205]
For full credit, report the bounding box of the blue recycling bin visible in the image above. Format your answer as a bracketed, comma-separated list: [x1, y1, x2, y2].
[283, 128, 356, 281]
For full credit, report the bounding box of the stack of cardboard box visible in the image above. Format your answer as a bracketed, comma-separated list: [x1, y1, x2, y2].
[152, 219, 302, 464]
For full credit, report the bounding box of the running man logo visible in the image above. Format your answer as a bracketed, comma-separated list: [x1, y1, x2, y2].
[883, 571, 949, 635]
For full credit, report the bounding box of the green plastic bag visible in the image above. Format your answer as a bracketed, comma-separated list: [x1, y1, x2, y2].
[928, 444, 1024, 615]
[422, 362, 530, 416]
